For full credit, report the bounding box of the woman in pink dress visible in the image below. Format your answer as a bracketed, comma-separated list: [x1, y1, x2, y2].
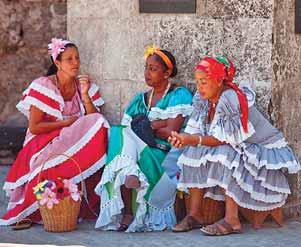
[0, 38, 109, 227]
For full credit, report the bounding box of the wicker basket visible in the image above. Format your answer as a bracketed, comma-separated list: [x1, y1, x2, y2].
[39, 196, 81, 232]
[175, 192, 225, 225]
[37, 154, 83, 232]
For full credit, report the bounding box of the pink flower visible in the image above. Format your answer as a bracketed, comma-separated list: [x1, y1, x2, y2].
[48, 38, 71, 61]
[63, 179, 81, 202]
[70, 192, 81, 202]
[39, 188, 59, 209]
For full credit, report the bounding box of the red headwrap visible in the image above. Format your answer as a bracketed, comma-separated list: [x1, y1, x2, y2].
[195, 57, 249, 133]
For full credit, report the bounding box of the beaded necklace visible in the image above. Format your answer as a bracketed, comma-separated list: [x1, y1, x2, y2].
[147, 82, 171, 113]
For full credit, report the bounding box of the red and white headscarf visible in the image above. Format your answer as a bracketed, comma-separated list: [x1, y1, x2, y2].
[196, 57, 249, 133]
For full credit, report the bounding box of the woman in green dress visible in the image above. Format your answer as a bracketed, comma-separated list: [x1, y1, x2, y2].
[95, 46, 193, 232]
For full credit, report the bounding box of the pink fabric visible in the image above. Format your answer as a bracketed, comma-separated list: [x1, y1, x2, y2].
[61, 89, 82, 119]
[30, 113, 107, 171]
[24, 77, 82, 144]
[1, 74, 109, 225]
[48, 38, 71, 61]
[2, 121, 108, 225]
[6, 113, 108, 204]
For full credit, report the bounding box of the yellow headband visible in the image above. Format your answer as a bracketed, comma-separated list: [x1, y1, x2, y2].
[144, 45, 174, 70]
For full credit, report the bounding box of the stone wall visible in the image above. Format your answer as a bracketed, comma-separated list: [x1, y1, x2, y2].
[0, 0, 67, 126]
[272, 0, 301, 217]
[67, 0, 273, 123]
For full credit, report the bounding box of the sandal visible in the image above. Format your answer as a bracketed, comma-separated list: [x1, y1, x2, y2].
[172, 215, 204, 232]
[11, 218, 32, 231]
[200, 219, 242, 236]
[117, 214, 134, 232]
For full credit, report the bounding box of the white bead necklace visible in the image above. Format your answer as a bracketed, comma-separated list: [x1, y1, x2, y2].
[147, 82, 171, 113]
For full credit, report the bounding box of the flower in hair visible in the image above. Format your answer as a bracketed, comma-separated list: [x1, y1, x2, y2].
[144, 44, 161, 59]
[48, 38, 71, 61]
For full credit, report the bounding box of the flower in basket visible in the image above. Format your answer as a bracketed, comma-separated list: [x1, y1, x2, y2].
[63, 179, 80, 202]
[39, 188, 59, 209]
[33, 178, 81, 209]
[33, 180, 54, 200]
[53, 178, 69, 200]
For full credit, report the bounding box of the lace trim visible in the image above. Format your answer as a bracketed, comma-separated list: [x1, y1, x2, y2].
[263, 139, 288, 149]
[27, 81, 64, 106]
[0, 202, 39, 226]
[148, 104, 193, 121]
[3, 117, 108, 191]
[17, 96, 63, 120]
[209, 120, 256, 145]
[177, 180, 287, 211]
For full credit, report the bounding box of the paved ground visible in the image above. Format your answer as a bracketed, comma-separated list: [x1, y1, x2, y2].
[1, 165, 301, 247]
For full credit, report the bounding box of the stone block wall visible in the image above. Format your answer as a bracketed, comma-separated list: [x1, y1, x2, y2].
[272, 0, 301, 217]
[67, 0, 273, 123]
[0, 0, 67, 126]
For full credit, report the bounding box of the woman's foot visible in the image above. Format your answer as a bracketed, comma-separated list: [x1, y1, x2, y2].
[172, 215, 205, 232]
[11, 218, 32, 231]
[200, 218, 242, 236]
[125, 175, 140, 189]
[117, 214, 134, 232]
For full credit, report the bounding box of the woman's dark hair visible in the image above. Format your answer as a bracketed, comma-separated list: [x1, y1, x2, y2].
[153, 49, 178, 78]
[46, 43, 77, 76]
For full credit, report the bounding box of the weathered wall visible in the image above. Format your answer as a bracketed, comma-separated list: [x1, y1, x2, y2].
[272, 0, 301, 216]
[0, 0, 67, 126]
[67, 0, 273, 123]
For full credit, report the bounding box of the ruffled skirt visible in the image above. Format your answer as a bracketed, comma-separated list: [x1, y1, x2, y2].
[95, 126, 177, 232]
[177, 142, 300, 211]
[1, 113, 108, 225]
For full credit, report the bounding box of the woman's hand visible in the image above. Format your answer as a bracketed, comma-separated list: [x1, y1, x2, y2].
[168, 130, 227, 148]
[153, 115, 185, 140]
[77, 74, 91, 96]
[77, 74, 99, 114]
[168, 131, 197, 148]
[29, 106, 78, 135]
[62, 116, 78, 127]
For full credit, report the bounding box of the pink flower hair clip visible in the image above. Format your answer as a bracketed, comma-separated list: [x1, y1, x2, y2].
[48, 38, 71, 61]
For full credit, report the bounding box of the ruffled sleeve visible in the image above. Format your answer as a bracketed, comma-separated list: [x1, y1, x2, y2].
[16, 77, 64, 120]
[121, 93, 145, 126]
[148, 87, 193, 121]
[88, 83, 105, 108]
[209, 88, 256, 145]
[184, 92, 208, 135]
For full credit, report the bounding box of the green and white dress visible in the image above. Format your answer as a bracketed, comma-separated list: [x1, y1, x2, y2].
[95, 86, 193, 232]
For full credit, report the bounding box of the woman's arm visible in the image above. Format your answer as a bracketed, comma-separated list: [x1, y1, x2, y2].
[78, 75, 100, 114]
[150, 119, 168, 130]
[81, 94, 99, 114]
[29, 106, 78, 135]
[168, 131, 225, 148]
[153, 115, 185, 140]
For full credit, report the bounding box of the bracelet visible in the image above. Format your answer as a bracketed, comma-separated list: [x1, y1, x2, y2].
[197, 135, 202, 147]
